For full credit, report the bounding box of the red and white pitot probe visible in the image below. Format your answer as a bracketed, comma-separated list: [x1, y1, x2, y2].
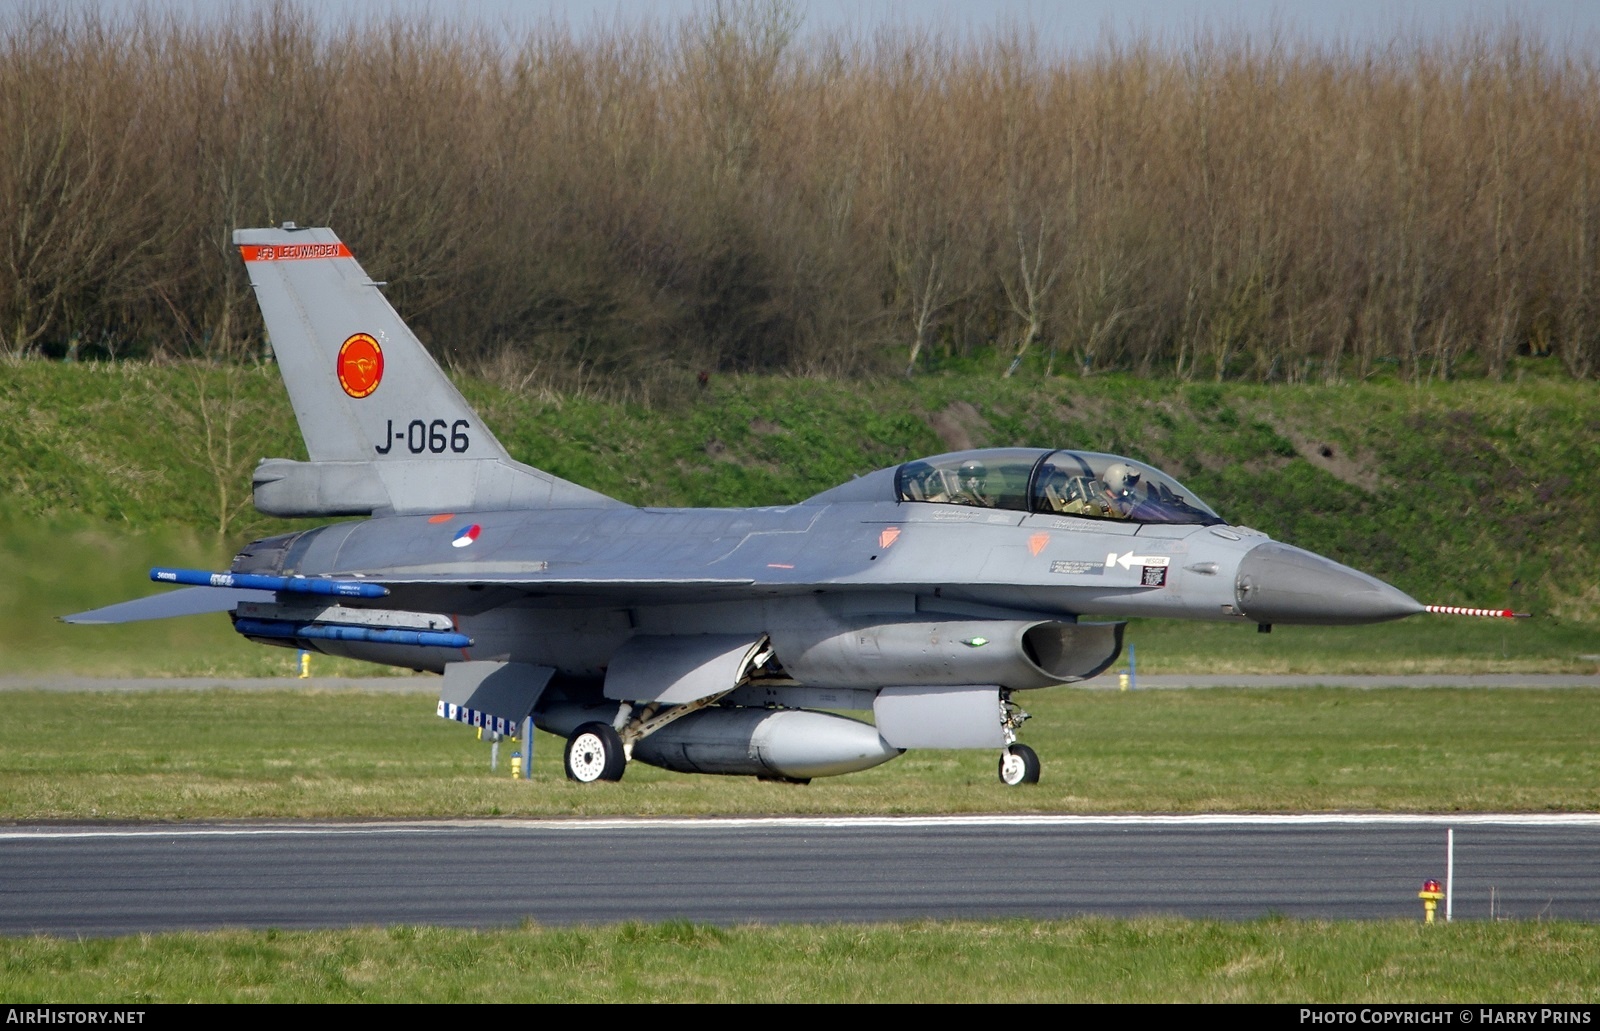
[1424, 605, 1530, 618]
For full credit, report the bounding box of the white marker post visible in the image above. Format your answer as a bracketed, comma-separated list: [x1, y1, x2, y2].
[1446, 828, 1454, 922]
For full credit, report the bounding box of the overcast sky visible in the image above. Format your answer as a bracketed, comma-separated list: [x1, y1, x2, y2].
[28, 0, 1600, 52]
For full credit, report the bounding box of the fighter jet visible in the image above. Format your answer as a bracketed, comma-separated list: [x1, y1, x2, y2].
[67, 225, 1431, 786]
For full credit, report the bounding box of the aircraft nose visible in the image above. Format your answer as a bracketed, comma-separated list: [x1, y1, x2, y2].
[1235, 541, 1424, 625]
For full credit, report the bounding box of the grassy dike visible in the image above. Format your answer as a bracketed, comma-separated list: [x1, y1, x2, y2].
[2, 360, 1597, 673]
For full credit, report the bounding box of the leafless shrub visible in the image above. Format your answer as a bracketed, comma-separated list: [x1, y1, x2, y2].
[1, 2, 1596, 385]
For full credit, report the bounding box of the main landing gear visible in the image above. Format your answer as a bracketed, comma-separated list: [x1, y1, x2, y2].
[561, 691, 738, 784]
[564, 722, 627, 783]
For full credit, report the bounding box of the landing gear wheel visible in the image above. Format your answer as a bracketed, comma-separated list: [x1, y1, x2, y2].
[998, 743, 1040, 786]
[564, 722, 627, 783]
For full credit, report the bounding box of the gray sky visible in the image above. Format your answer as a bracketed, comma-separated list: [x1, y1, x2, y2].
[36, 0, 1600, 51]
[473, 1, 1600, 50]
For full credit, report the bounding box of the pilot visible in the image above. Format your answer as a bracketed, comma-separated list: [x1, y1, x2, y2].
[1101, 462, 1143, 518]
[949, 459, 992, 507]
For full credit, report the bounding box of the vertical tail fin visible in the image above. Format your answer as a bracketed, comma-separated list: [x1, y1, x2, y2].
[235, 225, 620, 516]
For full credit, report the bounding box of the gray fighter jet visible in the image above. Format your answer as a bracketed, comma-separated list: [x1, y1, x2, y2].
[68, 225, 1427, 786]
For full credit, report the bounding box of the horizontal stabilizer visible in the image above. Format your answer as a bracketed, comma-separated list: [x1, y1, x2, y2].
[61, 586, 273, 625]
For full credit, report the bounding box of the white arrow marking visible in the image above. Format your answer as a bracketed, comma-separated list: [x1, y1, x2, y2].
[1105, 551, 1171, 570]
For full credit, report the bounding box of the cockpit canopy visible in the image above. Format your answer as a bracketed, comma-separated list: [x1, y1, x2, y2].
[895, 448, 1222, 526]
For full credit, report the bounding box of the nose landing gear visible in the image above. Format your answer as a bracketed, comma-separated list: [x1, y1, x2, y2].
[996, 691, 1039, 785]
[998, 743, 1040, 785]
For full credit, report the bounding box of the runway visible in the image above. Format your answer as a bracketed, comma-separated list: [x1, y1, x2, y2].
[4, 814, 1598, 937]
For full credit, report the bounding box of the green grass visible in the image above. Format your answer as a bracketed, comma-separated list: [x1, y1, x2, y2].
[2, 687, 1595, 820]
[1120, 616, 1600, 675]
[0, 510, 391, 678]
[2, 919, 1595, 1002]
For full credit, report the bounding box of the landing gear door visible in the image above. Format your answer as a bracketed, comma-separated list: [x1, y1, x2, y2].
[604, 634, 772, 704]
[874, 685, 1006, 749]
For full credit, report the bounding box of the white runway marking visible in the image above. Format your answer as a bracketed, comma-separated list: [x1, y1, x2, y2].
[5, 811, 1600, 839]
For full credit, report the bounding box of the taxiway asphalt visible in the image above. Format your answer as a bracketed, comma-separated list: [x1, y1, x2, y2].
[3, 815, 1598, 936]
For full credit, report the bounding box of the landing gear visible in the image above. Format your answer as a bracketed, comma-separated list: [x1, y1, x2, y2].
[996, 691, 1038, 786]
[998, 743, 1040, 786]
[564, 722, 627, 783]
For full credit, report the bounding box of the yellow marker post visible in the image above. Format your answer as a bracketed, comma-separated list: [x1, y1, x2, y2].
[511, 751, 522, 780]
[1418, 879, 1444, 923]
[298, 650, 311, 679]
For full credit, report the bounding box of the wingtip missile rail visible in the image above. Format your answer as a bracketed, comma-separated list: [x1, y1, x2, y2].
[151, 567, 390, 599]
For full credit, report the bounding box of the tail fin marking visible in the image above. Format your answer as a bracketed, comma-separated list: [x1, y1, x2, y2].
[235, 226, 620, 517]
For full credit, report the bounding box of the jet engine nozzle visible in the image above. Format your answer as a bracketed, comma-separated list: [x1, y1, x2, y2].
[1235, 541, 1423, 626]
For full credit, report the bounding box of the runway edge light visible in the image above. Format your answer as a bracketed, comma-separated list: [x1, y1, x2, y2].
[1418, 879, 1444, 924]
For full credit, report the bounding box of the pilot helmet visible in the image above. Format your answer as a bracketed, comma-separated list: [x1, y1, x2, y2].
[1102, 462, 1142, 497]
[958, 459, 986, 488]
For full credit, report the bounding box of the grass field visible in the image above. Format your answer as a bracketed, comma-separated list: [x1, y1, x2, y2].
[3, 919, 1597, 1003]
[2, 686, 1596, 819]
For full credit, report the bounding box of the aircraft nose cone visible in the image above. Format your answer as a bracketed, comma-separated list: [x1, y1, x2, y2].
[1235, 541, 1424, 625]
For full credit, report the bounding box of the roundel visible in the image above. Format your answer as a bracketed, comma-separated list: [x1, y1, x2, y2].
[336, 334, 384, 399]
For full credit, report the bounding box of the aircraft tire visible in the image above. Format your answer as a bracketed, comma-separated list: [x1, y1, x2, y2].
[998, 743, 1040, 786]
[565, 722, 627, 783]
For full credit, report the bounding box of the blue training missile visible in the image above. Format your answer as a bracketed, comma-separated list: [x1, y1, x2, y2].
[151, 568, 390, 599]
[232, 618, 471, 650]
